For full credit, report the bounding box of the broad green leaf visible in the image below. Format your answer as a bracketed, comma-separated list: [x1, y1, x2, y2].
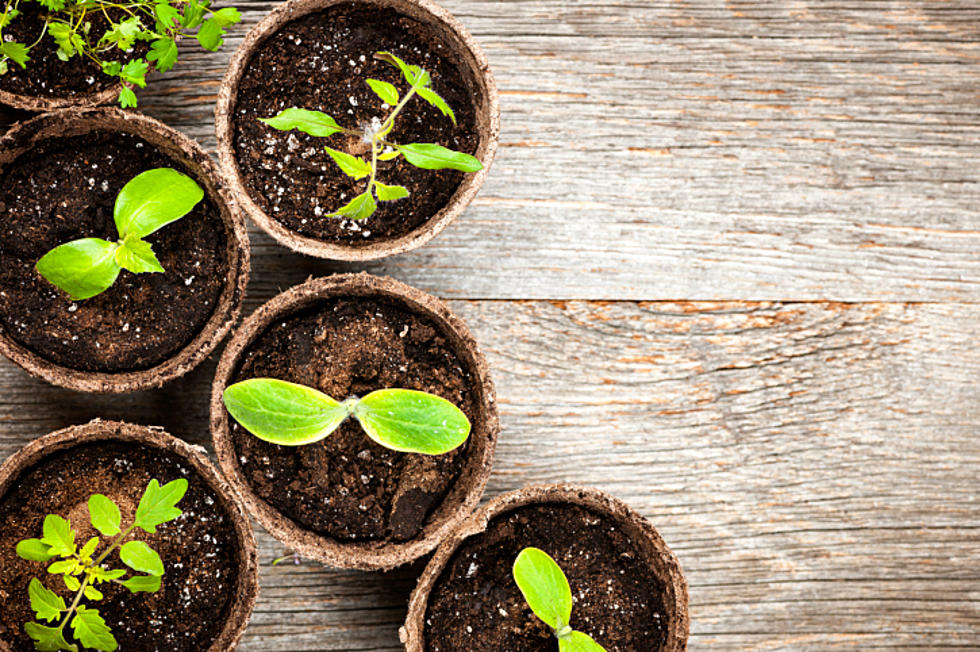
[374, 182, 409, 201]
[119, 540, 164, 576]
[36, 238, 121, 301]
[154, 3, 180, 30]
[83, 585, 104, 601]
[114, 236, 164, 274]
[223, 378, 351, 446]
[399, 143, 482, 172]
[559, 631, 607, 652]
[513, 547, 573, 631]
[0, 41, 29, 68]
[196, 17, 224, 51]
[88, 494, 121, 536]
[71, 606, 117, 652]
[211, 7, 241, 27]
[40, 515, 75, 557]
[329, 191, 377, 220]
[24, 622, 77, 652]
[118, 86, 138, 109]
[114, 168, 203, 239]
[134, 478, 187, 533]
[366, 78, 398, 105]
[259, 108, 344, 138]
[28, 578, 65, 623]
[63, 575, 81, 591]
[147, 37, 178, 72]
[119, 574, 161, 593]
[354, 389, 470, 455]
[17, 538, 55, 562]
[323, 146, 371, 179]
[79, 537, 99, 560]
[416, 86, 456, 125]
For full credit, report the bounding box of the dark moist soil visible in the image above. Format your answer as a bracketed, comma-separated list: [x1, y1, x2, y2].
[424, 504, 669, 652]
[230, 295, 475, 542]
[0, 440, 240, 651]
[232, 3, 480, 245]
[0, 130, 229, 373]
[0, 3, 118, 100]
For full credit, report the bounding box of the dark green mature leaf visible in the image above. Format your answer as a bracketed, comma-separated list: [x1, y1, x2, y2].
[119, 541, 164, 576]
[114, 168, 203, 239]
[259, 108, 345, 137]
[28, 578, 65, 623]
[114, 236, 164, 274]
[36, 238, 121, 301]
[24, 622, 77, 652]
[147, 37, 178, 72]
[223, 378, 352, 446]
[134, 478, 187, 533]
[17, 538, 55, 562]
[71, 606, 117, 651]
[559, 631, 607, 652]
[513, 547, 573, 631]
[374, 182, 409, 201]
[366, 78, 398, 105]
[329, 191, 377, 220]
[354, 389, 471, 455]
[399, 143, 482, 172]
[0, 41, 29, 67]
[196, 17, 224, 51]
[416, 86, 456, 125]
[40, 515, 75, 557]
[119, 574, 161, 593]
[88, 494, 121, 536]
[154, 2, 180, 30]
[324, 146, 371, 179]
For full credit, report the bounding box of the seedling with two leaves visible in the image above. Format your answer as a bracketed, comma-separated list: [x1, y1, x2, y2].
[259, 51, 482, 221]
[35, 167, 203, 301]
[15, 478, 188, 651]
[223, 378, 470, 455]
[513, 547, 608, 652]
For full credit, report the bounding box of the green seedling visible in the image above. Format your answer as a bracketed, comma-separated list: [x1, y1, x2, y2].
[35, 167, 203, 301]
[16, 478, 188, 651]
[222, 378, 470, 455]
[259, 50, 482, 221]
[0, 0, 241, 107]
[513, 547, 608, 652]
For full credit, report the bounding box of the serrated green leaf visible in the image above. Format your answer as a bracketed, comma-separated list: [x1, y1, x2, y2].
[353, 388, 470, 455]
[63, 575, 81, 591]
[71, 606, 117, 652]
[114, 168, 203, 239]
[559, 631, 607, 652]
[114, 236, 164, 274]
[24, 621, 77, 652]
[47, 559, 78, 575]
[48, 22, 81, 59]
[118, 86, 138, 108]
[416, 86, 457, 125]
[181, 0, 204, 28]
[374, 182, 409, 201]
[196, 17, 224, 51]
[83, 585, 104, 601]
[101, 16, 142, 51]
[28, 578, 66, 623]
[211, 7, 241, 27]
[223, 378, 351, 446]
[89, 568, 126, 583]
[513, 547, 573, 631]
[259, 108, 344, 137]
[120, 58, 148, 88]
[154, 2, 180, 30]
[88, 494, 121, 537]
[119, 540, 164, 576]
[119, 574, 161, 593]
[366, 78, 399, 105]
[40, 515, 75, 557]
[17, 538, 55, 562]
[79, 537, 99, 560]
[36, 238, 121, 301]
[399, 143, 482, 172]
[134, 478, 187, 533]
[147, 37, 178, 72]
[323, 146, 371, 179]
[329, 191, 377, 220]
[374, 51, 428, 87]
[0, 41, 29, 67]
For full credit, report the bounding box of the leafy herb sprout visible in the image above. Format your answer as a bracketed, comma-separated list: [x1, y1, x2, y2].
[16, 478, 188, 652]
[259, 50, 482, 221]
[513, 547, 607, 652]
[222, 378, 470, 455]
[35, 167, 203, 301]
[0, 0, 241, 107]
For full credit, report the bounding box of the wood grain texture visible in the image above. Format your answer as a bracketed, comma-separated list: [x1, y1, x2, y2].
[0, 300, 977, 649]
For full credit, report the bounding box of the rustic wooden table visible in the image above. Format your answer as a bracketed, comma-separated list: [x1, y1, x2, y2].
[2, 1, 979, 649]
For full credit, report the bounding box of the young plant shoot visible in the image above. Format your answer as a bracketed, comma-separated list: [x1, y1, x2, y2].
[35, 167, 204, 301]
[0, 0, 241, 107]
[258, 51, 482, 221]
[222, 378, 470, 455]
[15, 478, 188, 652]
[513, 547, 608, 652]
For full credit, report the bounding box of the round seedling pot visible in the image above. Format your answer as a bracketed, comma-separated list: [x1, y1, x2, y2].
[215, 0, 499, 261]
[0, 419, 259, 651]
[0, 107, 250, 393]
[211, 273, 498, 570]
[401, 484, 690, 652]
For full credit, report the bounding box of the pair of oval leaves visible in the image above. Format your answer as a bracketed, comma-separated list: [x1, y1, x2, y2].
[223, 379, 471, 455]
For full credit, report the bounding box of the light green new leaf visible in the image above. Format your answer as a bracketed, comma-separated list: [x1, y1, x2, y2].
[354, 389, 471, 455]
[16, 538, 55, 562]
[378, 149, 400, 161]
[223, 378, 351, 446]
[119, 574, 161, 593]
[63, 575, 81, 591]
[211, 7, 241, 27]
[89, 568, 125, 584]
[134, 478, 187, 533]
[366, 78, 398, 105]
[513, 547, 573, 631]
[119, 540, 164, 576]
[118, 86, 138, 109]
[36, 238, 120, 301]
[329, 191, 377, 220]
[323, 146, 372, 179]
[28, 578, 66, 623]
[559, 631, 607, 652]
[399, 143, 482, 172]
[79, 537, 99, 560]
[46, 559, 77, 575]
[71, 606, 118, 652]
[416, 86, 456, 125]
[114, 236, 164, 274]
[114, 168, 204, 240]
[196, 16, 224, 51]
[374, 51, 429, 87]
[83, 585, 104, 601]
[24, 622, 77, 652]
[259, 108, 344, 137]
[374, 182, 409, 201]
[40, 515, 75, 557]
[88, 494, 121, 536]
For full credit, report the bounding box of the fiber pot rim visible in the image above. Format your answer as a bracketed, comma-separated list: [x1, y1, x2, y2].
[0, 80, 119, 113]
[210, 272, 499, 570]
[214, 0, 500, 261]
[0, 419, 259, 652]
[0, 107, 250, 393]
[400, 484, 691, 651]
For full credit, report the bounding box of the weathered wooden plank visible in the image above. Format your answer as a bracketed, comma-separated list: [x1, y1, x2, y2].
[0, 300, 977, 649]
